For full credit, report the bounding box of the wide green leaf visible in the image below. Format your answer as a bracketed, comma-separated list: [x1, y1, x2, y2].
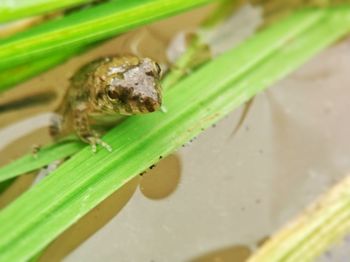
[1, 7, 350, 261]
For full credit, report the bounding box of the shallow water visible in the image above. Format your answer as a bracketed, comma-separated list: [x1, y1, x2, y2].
[1, 2, 350, 261]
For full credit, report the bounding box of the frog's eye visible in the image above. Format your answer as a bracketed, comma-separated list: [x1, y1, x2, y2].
[107, 89, 119, 100]
[107, 86, 129, 103]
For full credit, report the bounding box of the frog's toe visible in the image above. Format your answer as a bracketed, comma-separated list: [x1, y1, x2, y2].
[87, 137, 112, 153]
[91, 143, 97, 153]
[96, 138, 112, 152]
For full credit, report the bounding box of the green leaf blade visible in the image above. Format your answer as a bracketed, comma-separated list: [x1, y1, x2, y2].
[0, 0, 214, 71]
[0, 0, 94, 23]
[0, 140, 85, 183]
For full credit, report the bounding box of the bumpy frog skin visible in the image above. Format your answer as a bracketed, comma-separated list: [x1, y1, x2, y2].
[50, 55, 162, 152]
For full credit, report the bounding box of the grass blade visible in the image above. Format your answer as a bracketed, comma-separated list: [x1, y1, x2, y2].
[0, 0, 94, 23]
[0, 5, 330, 181]
[0, 0, 213, 71]
[1, 7, 350, 261]
[0, 140, 84, 183]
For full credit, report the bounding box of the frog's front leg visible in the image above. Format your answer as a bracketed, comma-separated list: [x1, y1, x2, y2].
[72, 103, 112, 153]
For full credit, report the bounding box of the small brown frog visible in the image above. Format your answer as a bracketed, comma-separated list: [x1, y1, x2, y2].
[50, 55, 162, 152]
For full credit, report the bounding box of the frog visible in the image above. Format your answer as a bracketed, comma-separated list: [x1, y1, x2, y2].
[50, 55, 163, 152]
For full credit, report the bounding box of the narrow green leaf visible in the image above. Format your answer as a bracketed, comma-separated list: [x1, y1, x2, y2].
[0, 0, 93, 23]
[1, 7, 350, 261]
[0, 5, 328, 181]
[0, 0, 214, 71]
[0, 140, 84, 183]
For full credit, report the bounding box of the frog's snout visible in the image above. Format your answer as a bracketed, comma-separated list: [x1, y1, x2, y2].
[134, 84, 163, 113]
[140, 94, 162, 113]
[107, 84, 162, 114]
[127, 93, 162, 114]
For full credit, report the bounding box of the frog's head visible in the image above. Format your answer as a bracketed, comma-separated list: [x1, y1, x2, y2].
[94, 56, 162, 115]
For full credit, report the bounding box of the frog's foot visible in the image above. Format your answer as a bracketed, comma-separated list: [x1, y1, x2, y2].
[73, 108, 113, 152]
[31, 144, 41, 159]
[49, 114, 63, 137]
[86, 135, 112, 153]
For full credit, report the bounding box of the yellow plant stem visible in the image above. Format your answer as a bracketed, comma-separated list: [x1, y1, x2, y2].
[249, 174, 350, 262]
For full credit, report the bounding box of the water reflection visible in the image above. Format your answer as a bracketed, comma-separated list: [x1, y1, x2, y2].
[190, 245, 252, 262]
[140, 154, 182, 200]
[39, 177, 140, 262]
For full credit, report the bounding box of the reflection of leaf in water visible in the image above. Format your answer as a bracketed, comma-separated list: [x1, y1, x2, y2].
[0, 91, 56, 113]
[139, 154, 182, 200]
[38, 177, 140, 261]
[0, 179, 14, 195]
